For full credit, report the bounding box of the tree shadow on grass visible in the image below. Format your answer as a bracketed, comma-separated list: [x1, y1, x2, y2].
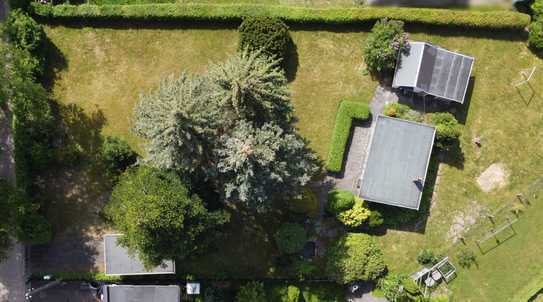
[41, 34, 68, 92]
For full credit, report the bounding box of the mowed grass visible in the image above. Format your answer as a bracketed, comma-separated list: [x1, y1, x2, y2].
[44, 25, 375, 158]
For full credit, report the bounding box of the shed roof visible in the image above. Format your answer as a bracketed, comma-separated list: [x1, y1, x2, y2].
[104, 234, 175, 276]
[359, 115, 435, 210]
[392, 42, 474, 103]
[103, 285, 180, 302]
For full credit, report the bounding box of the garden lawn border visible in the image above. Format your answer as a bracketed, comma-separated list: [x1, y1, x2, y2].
[31, 3, 530, 30]
[326, 100, 370, 173]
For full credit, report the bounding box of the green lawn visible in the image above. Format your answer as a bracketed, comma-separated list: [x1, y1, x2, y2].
[43, 24, 543, 300]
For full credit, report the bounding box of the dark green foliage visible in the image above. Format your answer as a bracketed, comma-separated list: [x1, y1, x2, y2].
[203, 286, 227, 302]
[101, 136, 137, 175]
[378, 273, 408, 302]
[236, 281, 266, 302]
[288, 187, 319, 218]
[326, 100, 370, 173]
[425, 112, 462, 150]
[266, 283, 345, 302]
[457, 249, 477, 268]
[16, 213, 53, 245]
[216, 121, 318, 211]
[368, 210, 384, 228]
[4, 10, 46, 76]
[32, 3, 530, 30]
[363, 18, 408, 75]
[293, 258, 317, 280]
[274, 223, 307, 254]
[105, 166, 230, 267]
[238, 17, 290, 63]
[326, 233, 386, 284]
[8, 0, 31, 11]
[417, 249, 439, 266]
[529, 19, 543, 51]
[326, 189, 356, 215]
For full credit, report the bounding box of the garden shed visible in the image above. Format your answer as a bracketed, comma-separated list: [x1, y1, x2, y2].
[359, 115, 436, 210]
[393, 41, 474, 103]
[104, 234, 176, 276]
[101, 285, 180, 302]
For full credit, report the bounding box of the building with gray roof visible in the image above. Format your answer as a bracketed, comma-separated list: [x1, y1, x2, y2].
[101, 285, 180, 302]
[104, 234, 175, 276]
[393, 41, 474, 104]
[359, 115, 436, 210]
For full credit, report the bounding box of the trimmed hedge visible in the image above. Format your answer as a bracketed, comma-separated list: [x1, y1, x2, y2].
[31, 3, 530, 30]
[326, 101, 370, 173]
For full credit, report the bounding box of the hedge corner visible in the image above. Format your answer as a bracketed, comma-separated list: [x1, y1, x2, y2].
[326, 100, 370, 174]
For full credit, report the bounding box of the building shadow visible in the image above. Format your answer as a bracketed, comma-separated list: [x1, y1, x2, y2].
[454, 76, 475, 125]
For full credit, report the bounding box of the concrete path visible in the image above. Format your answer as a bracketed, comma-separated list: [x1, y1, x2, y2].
[0, 107, 26, 302]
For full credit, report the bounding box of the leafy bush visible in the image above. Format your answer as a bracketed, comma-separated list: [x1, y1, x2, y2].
[529, 19, 543, 51]
[326, 100, 370, 173]
[425, 112, 462, 150]
[236, 282, 266, 302]
[274, 223, 307, 254]
[101, 136, 137, 175]
[457, 249, 477, 268]
[337, 198, 371, 228]
[293, 258, 317, 280]
[326, 189, 356, 215]
[326, 233, 386, 284]
[533, 0, 543, 19]
[383, 102, 410, 118]
[288, 187, 319, 218]
[4, 10, 45, 75]
[378, 273, 408, 302]
[416, 249, 439, 266]
[8, 0, 31, 11]
[368, 210, 384, 228]
[32, 3, 530, 30]
[403, 278, 424, 301]
[363, 18, 408, 75]
[301, 283, 346, 302]
[16, 213, 53, 245]
[238, 16, 290, 63]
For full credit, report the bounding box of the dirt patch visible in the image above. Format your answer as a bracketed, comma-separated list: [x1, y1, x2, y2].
[477, 163, 508, 193]
[447, 200, 486, 244]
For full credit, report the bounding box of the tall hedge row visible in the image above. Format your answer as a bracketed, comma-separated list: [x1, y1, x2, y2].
[326, 101, 370, 173]
[31, 3, 530, 30]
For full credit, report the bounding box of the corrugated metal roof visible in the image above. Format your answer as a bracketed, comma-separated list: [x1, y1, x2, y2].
[104, 234, 175, 276]
[359, 115, 435, 210]
[393, 42, 474, 103]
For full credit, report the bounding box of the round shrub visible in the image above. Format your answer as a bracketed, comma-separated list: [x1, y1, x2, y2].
[238, 16, 290, 63]
[426, 112, 462, 150]
[378, 273, 408, 302]
[288, 187, 319, 218]
[326, 189, 355, 215]
[368, 210, 384, 228]
[457, 249, 477, 268]
[529, 19, 543, 51]
[101, 136, 137, 175]
[236, 281, 266, 302]
[275, 223, 307, 254]
[363, 18, 409, 75]
[326, 233, 386, 284]
[4, 10, 45, 54]
[416, 249, 439, 266]
[337, 199, 371, 228]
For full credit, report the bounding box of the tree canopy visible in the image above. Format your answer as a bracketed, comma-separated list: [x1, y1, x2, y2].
[133, 51, 317, 211]
[105, 166, 230, 267]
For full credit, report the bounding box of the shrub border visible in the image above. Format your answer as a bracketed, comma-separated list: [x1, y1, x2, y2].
[31, 3, 530, 30]
[326, 101, 370, 173]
